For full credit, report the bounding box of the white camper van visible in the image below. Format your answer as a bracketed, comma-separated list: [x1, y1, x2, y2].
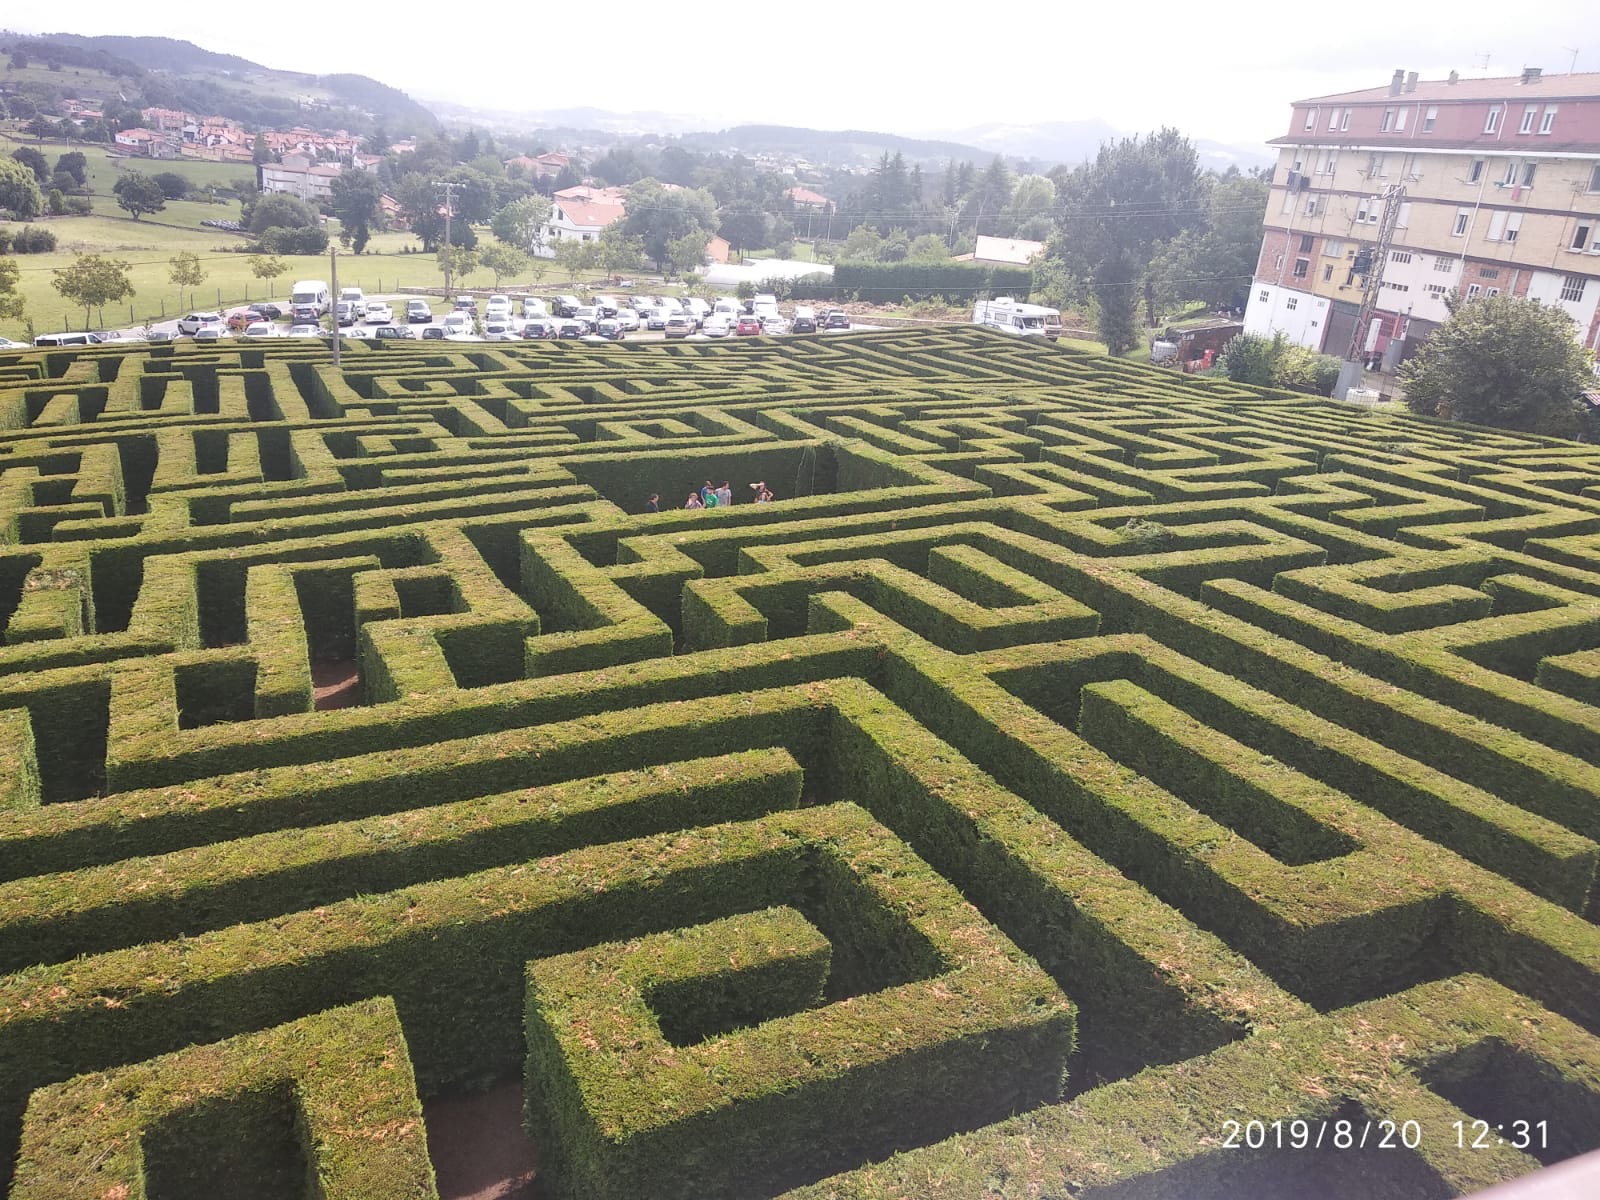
[972, 297, 1062, 340]
[291, 280, 331, 316]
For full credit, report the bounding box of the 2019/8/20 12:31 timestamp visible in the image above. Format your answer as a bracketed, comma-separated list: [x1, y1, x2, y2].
[1456, 1120, 1549, 1150]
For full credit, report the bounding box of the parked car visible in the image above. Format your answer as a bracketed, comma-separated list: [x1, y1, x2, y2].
[572, 305, 599, 332]
[0, 337, 28, 349]
[338, 287, 366, 317]
[146, 330, 175, 343]
[701, 316, 731, 338]
[761, 315, 790, 336]
[823, 310, 851, 330]
[453, 295, 478, 313]
[406, 299, 433, 324]
[291, 304, 319, 324]
[483, 321, 518, 341]
[364, 302, 393, 325]
[288, 324, 323, 338]
[248, 302, 285, 321]
[485, 294, 512, 320]
[421, 326, 448, 340]
[682, 297, 711, 324]
[522, 319, 556, 340]
[554, 295, 581, 318]
[557, 319, 585, 339]
[93, 329, 144, 343]
[664, 315, 694, 338]
[596, 318, 626, 341]
[374, 325, 415, 339]
[593, 295, 620, 318]
[177, 311, 223, 335]
[735, 315, 763, 336]
[34, 331, 105, 347]
[792, 306, 818, 333]
[335, 300, 360, 327]
[225, 309, 254, 332]
[441, 312, 472, 333]
[646, 307, 672, 331]
[242, 321, 280, 338]
[521, 296, 548, 319]
[193, 325, 228, 342]
[613, 309, 640, 332]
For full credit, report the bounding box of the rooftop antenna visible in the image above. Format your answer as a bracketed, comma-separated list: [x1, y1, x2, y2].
[1474, 52, 1492, 73]
[1565, 47, 1580, 73]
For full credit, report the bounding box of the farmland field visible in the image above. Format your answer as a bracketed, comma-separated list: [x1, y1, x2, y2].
[0, 326, 1597, 1197]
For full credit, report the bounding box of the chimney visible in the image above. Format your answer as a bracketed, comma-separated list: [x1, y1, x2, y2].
[1448, 70, 1459, 85]
[1390, 69, 1406, 96]
[1521, 66, 1543, 84]
[1404, 71, 1419, 93]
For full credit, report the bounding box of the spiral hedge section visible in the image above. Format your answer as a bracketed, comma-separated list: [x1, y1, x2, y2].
[0, 326, 1597, 1198]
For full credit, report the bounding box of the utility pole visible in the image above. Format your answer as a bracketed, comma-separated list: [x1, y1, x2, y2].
[1334, 182, 1405, 400]
[432, 178, 457, 298]
[328, 245, 340, 367]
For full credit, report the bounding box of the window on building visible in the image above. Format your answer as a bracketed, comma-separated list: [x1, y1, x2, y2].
[1484, 106, 1503, 133]
[1486, 210, 1507, 240]
[1274, 254, 1284, 271]
[1468, 159, 1485, 183]
[1487, 287, 1500, 296]
[1304, 195, 1319, 216]
[1382, 107, 1395, 132]
[1560, 275, 1586, 302]
[1519, 104, 1538, 134]
[1504, 212, 1522, 242]
[1480, 267, 1500, 279]
[1281, 188, 1295, 214]
[1503, 159, 1519, 185]
[1299, 234, 1315, 252]
[1341, 108, 1352, 130]
[1286, 296, 1299, 310]
[1293, 258, 1310, 278]
[1323, 239, 1346, 258]
[1423, 105, 1438, 132]
[1467, 283, 1482, 298]
[1383, 281, 1411, 292]
[1425, 283, 1449, 297]
[1453, 208, 1471, 236]
[1304, 107, 1318, 131]
[1396, 202, 1412, 229]
[1590, 164, 1600, 192]
[1391, 251, 1414, 264]
[1521, 161, 1537, 187]
[1258, 290, 1269, 303]
[1323, 264, 1335, 282]
[1329, 108, 1340, 131]
[1434, 256, 1454, 272]
[1368, 152, 1387, 177]
[1571, 224, 1591, 252]
[1396, 107, 1409, 131]
[1540, 106, 1557, 134]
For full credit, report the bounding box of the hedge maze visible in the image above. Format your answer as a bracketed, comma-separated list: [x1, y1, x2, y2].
[0, 326, 1598, 1197]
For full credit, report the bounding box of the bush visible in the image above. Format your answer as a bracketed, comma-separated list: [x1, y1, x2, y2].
[788, 262, 1033, 304]
[46, 188, 64, 216]
[255, 224, 328, 256]
[151, 171, 190, 201]
[65, 196, 92, 216]
[10, 226, 57, 254]
[1216, 331, 1339, 396]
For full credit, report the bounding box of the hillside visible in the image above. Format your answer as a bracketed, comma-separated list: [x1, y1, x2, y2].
[0, 32, 436, 134]
[682, 124, 999, 168]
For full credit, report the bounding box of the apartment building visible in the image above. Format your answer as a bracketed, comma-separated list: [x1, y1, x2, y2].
[1246, 68, 1600, 367]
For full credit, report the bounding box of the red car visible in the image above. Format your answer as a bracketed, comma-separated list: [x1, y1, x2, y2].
[735, 315, 763, 336]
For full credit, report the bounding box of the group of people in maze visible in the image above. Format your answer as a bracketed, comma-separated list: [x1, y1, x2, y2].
[645, 479, 775, 512]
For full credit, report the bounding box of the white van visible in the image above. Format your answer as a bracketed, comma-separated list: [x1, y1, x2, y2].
[34, 331, 105, 347]
[291, 280, 331, 316]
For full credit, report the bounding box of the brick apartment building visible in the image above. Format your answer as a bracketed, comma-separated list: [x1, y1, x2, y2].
[1245, 67, 1600, 368]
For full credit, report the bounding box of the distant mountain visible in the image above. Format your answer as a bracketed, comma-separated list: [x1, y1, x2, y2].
[924, 120, 1275, 173]
[681, 125, 1001, 167]
[1, 32, 437, 133]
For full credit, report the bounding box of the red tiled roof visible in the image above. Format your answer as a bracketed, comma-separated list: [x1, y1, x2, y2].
[1295, 70, 1600, 107]
[557, 199, 626, 229]
[786, 186, 831, 208]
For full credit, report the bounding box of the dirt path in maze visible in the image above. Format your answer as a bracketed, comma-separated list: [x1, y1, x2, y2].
[311, 660, 361, 710]
[425, 1079, 540, 1200]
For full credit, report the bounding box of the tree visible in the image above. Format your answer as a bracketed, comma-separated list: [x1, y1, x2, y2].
[11, 147, 48, 184]
[247, 192, 315, 236]
[330, 168, 385, 254]
[1092, 250, 1142, 356]
[53, 152, 87, 187]
[113, 172, 167, 220]
[252, 134, 271, 165]
[0, 156, 44, 219]
[1000, 174, 1056, 241]
[167, 251, 206, 309]
[0, 257, 26, 323]
[490, 194, 552, 251]
[718, 207, 770, 258]
[1146, 175, 1268, 314]
[1400, 294, 1593, 438]
[840, 225, 882, 261]
[51, 253, 135, 328]
[436, 245, 480, 288]
[907, 233, 949, 263]
[621, 178, 717, 269]
[552, 237, 597, 282]
[23, 115, 53, 143]
[666, 231, 708, 278]
[478, 242, 528, 287]
[152, 171, 190, 200]
[595, 226, 643, 282]
[248, 254, 289, 296]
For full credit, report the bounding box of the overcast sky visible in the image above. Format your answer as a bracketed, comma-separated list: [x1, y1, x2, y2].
[11, 1, 1597, 146]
